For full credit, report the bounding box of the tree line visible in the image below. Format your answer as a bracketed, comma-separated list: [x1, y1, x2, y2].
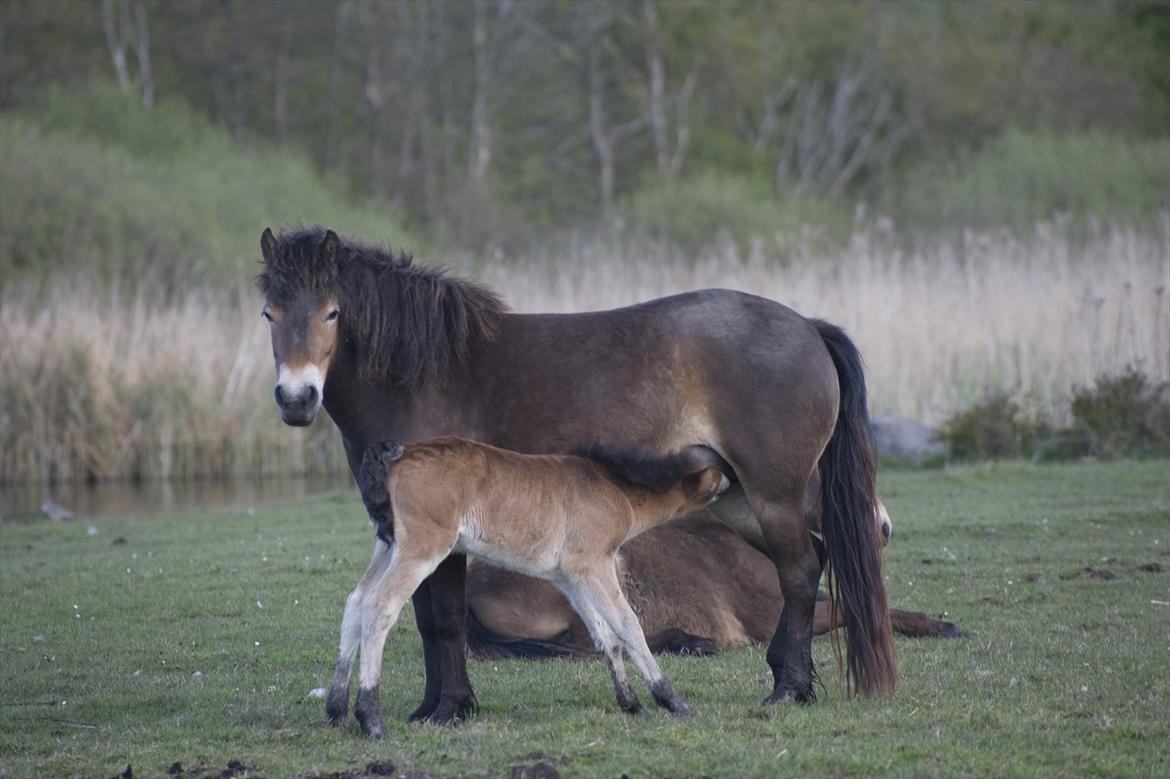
[2, 0, 1167, 246]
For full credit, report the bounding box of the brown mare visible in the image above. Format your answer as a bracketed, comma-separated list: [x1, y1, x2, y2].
[257, 226, 896, 731]
[343, 438, 729, 735]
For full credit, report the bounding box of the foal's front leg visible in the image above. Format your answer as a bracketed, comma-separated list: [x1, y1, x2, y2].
[327, 539, 393, 726]
[354, 547, 450, 739]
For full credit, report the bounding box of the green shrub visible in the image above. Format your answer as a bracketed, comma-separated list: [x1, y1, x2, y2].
[620, 172, 853, 252]
[887, 129, 1170, 235]
[936, 392, 1038, 462]
[1070, 366, 1170, 458]
[0, 82, 419, 287]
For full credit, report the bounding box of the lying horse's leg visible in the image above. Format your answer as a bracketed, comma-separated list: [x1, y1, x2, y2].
[421, 554, 478, 725]
[327, 538, 394, 726]
[355, 546, 449, 739]
[588, 567, 692, 717]
[559, 581, 643, 714]
[889, 609, 968, 638]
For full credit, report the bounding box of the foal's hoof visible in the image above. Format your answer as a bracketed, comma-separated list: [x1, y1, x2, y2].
[666, 698, 693, 718]
[650, 680, 691, 718]
[354, 686, 384, 739]
[325, 687, 350, 727]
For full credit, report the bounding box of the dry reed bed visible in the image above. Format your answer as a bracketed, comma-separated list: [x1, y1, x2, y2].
[2, 226, 1166, 484]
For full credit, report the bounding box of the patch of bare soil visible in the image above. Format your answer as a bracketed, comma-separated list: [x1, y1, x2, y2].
[1138, 562, 1165, 573]
[1061, 567, 1117, 581]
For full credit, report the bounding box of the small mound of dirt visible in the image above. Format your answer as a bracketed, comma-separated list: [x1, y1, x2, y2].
[1061, 567, 1116, 581]
[510, 763, 562, 779]
[1139, 562, 1165, 573]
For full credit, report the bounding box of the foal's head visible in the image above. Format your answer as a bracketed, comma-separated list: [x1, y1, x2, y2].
[257, 227, 344, 426]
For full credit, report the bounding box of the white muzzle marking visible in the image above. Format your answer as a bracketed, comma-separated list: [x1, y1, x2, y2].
[277, 363, 324, 410]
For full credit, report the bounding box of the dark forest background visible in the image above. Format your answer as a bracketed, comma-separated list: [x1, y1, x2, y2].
[3, 0, 1168, 277]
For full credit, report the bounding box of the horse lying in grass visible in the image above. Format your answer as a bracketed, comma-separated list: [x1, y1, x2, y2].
[465, 510, 966, 661]
[331, 437, 731, 737]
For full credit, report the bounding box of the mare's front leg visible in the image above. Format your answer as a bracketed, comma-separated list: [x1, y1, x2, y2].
[327, 538, 393, 726]
[406, 582, 441, 722]
[758, 498, 823, 704]
[418, 554, 478, 725]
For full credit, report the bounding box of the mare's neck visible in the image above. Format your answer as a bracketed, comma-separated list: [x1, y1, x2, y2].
[321, 335, 475, 455]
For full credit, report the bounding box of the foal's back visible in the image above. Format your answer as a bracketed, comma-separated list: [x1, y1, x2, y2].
[388, 438, 637, 573]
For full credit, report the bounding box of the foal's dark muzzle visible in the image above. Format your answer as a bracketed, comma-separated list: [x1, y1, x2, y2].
[275, 383, 320, 427]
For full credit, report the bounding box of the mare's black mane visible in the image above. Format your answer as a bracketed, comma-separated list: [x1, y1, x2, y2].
[257, 226, 506, 388]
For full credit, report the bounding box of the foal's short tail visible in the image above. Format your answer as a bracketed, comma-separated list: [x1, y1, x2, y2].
[358, 440, 405, 544]
[813, 320, 897, 698]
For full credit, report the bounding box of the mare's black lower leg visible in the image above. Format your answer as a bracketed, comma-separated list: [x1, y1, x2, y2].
[761, 506, 824, 704]
[406, 582, 442, 723]
[422, 554, 477, 725]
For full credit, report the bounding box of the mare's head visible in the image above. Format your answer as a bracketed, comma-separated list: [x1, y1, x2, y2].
[257, 227, 347, 426]
[256, 226, 503, 427]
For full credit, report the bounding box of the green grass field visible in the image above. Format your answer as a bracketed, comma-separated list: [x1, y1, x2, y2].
[1, 461, 1167, 778]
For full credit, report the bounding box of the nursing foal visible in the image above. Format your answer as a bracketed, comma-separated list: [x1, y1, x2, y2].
[332, 436, 730, 738]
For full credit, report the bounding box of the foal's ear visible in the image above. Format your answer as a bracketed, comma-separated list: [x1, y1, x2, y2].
[260, 227, 278, 263]
[684, 467, 729, 504]
[322, 229, 341, 267]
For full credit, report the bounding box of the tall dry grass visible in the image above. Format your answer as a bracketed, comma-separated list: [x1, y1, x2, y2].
[2, 223, 1167, 484]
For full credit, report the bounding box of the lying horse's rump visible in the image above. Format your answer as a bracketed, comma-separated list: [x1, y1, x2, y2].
[466, 512, 964, 660]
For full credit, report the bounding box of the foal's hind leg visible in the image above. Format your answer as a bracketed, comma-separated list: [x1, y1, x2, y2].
[586, 566, 691, 717]
[327, 538, 393, 726]
[559, 582, 644, 714]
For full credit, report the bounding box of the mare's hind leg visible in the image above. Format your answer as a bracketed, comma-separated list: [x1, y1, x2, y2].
[355, 538, 453, 739]
[756, 496, 823, 704]
[559, 581, 643, 714]
[327, 538, 393, 726]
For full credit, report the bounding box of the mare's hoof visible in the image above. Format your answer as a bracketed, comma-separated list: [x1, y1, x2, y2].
[421, 694, 478, 726]
[407, 699, 438, 723]
[764, 686, 815, 706]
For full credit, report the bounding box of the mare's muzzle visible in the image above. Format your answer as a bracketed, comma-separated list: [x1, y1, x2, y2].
[275, 383, 319, 426]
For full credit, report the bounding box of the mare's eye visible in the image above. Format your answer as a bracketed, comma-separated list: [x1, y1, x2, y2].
[261, 310, 274, 323]
[325, 308, 340, 324]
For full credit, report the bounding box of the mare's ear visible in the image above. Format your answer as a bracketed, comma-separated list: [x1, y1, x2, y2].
[260, 228, 278, 263]
[322, 229, 341, 267]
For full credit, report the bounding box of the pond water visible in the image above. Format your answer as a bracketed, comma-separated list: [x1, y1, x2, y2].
[0, 473, 353, 521]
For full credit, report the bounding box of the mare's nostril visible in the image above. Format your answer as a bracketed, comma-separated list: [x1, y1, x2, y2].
[274, 385, 285, 407]
[305, 385, 319, 408]
[881, 523, 891, 541]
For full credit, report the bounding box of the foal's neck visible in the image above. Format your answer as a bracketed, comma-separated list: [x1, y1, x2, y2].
[624, 486, 689, 534]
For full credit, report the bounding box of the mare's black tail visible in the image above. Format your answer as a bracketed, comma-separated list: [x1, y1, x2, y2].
[358, 440, 405, 545]
[813, 320, 897, 697]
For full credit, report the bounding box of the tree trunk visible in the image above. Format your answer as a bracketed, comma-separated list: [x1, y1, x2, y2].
[273, 12, 292, 143]
[468, 0, 492, 186]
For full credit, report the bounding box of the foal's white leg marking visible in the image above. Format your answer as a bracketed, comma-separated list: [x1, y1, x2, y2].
[337, 539, 394, 677]
[327, 538, 394, 721]
[357, 550, 448, 691]
[589, 566, 666, 689]
[558, 579, 640, 711]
